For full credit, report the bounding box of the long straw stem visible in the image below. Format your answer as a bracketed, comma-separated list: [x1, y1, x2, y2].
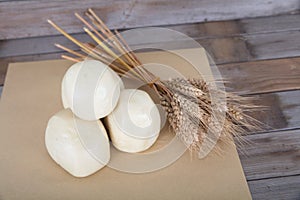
[83, 27, 146, 81]
[74, 12, 112, 47]
[61, 55, 83, 62]
[48, 20, 88, 51]
[55, 44, 86, 58]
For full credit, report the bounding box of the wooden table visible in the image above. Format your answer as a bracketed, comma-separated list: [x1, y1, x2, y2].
[0, 1, 299, 199]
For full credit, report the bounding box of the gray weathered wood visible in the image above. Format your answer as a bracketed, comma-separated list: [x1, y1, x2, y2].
[239, 129, 300, 180]
[251, 90, 300, 131]
[0, 34, 91, 58]
[219, 57, 300, 95]
[173, 13, 300, 37]
[0, 0, 299, 40]
[110, 30, 300, 64]
[2, 31, 299, 65]
[276, 91, 300, 128]
[248, 175, 300, 200]
[1, 13, 299, 62]
[2, 13, 300, 58]
[1, 20, 300, 65]
[246, 31, 300, 60]
[240, 13, 300, 34]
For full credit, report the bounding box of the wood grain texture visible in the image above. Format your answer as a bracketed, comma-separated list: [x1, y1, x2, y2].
[2, 31, 300, 64]
[248, 175, 300, 200]
[1, 13, 299, 58]
[113, 30, 300, 64]
[240, 13, 300, 34]
[276, 91, 300, 128]
[0, 34, 91, 58]
[0, 0, 299, 40]
[0, 32, 298, 64]
[1, 15, 300, 65]
[246, 31, 300, 60]
[239, 129, 300, 180]
[219, 57, 300, 94]
[251, 90, 300, 131]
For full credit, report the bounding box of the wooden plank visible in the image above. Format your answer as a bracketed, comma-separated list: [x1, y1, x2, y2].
[1, 30, 299, 64]
[246, 31, 300, 60]
[240, 13, 300, 34]
[239, 129, 300, 180]
[248, 175, 300, 200]
[104, 30, 300, 64]
[251, 90, 300, 131]
[200, 37, 251, 64]
[2, 13, 300, 58]
[0, 34, 92, 58]
[219, 57, 300, 94]
[167, 13, 300, 38]
[1, 13, 300, 59]
[1, 22, 300, 64]
[0, 0, 299, 40]
[1, 13, 299, 59]
[0, 21, 261, 58]
[108, 29, 300, 64]
[276, 91, 300, 128]
[165, 21, 242, 39]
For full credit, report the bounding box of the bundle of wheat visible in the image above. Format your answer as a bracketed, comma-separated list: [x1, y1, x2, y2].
[48, 8, 262, 157]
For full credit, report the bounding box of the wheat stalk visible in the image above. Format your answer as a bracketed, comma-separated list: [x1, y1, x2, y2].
[48, 9, 262, 156]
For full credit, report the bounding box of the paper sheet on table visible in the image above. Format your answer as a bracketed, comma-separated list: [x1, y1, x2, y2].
[0, 48, 252, 200]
